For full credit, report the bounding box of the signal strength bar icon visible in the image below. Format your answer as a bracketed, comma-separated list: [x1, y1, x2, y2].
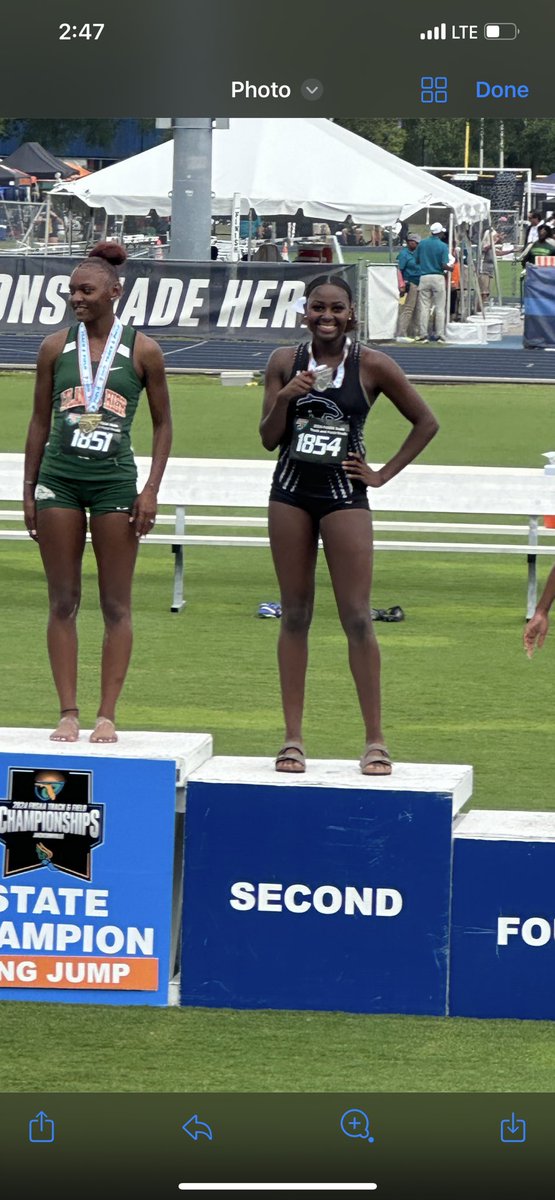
[420, 23, 447, 39]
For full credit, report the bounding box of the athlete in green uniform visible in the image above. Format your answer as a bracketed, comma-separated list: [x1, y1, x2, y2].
[23, 241, 172, 744]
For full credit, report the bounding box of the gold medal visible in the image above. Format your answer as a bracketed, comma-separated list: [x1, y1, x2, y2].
[79, 413, 102, 435]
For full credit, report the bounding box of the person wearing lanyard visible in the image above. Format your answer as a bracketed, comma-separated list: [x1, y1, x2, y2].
[260, 273, 438, 775]
[23, 241, 172, 744]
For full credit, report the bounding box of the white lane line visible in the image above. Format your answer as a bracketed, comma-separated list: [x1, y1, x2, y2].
[163, 341, 209, 356]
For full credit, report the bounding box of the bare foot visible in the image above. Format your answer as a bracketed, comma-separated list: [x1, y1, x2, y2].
[90, 717, 118, 744]
[275, 742, 305, 773]
[50, 713, 80, 742]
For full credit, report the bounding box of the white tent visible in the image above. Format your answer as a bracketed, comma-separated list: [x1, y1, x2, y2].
[52, 119, 489, 226]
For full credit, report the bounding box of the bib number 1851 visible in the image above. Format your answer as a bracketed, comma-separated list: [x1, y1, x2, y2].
[70, 428, 114, 453]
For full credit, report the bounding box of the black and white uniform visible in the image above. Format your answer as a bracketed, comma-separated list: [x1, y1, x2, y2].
[269, 338, 374, 522]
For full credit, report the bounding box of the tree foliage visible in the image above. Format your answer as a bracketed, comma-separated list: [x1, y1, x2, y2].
[337, 119, 406, 157]
[1, 119, 119, 151]
[338, 117, 555, 176]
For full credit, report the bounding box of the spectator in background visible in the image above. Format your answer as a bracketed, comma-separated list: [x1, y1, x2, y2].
[438, 229, 460, 320]
[448, 245, 461, 320]
[396, 232, 421, 341]
[520, 222, 555, 268]
[254, 242, 282, 262]
[239, 213, 262, 239]
[522, 210, 542, 251]
[415, 222, 450, 342]
[479, 229, 498, 304]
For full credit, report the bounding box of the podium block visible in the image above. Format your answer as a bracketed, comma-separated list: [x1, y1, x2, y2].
[181, 758, 473, 1015]
[450, 811, 555, 1020]
[0, 728, 212, 1005]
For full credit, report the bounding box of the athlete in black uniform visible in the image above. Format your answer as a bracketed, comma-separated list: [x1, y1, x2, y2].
[260, 274, 439, 775]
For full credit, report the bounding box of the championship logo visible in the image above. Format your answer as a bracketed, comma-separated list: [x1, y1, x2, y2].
[0, 768, 104, 881]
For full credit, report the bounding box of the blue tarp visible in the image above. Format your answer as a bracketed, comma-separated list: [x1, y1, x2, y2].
[524, 265, 555, 347]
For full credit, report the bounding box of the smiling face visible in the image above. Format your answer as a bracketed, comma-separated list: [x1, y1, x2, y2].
[305, 284, 354, 343]
[69, 263, 121, 322]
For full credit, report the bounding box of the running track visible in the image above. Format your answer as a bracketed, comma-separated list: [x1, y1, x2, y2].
[0, 333, 554, 383]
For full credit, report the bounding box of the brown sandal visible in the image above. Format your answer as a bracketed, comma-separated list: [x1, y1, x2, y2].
[360, 742, 392, 776]
[275, 742, 306, 773]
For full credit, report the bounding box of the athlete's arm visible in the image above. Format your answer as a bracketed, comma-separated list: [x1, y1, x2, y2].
[23, 334, 63, 540]
[524, 565, 555, 656]
[260, 347, 315, 451]
[344, 349, 439, 489]
[131, 334, 172, 537]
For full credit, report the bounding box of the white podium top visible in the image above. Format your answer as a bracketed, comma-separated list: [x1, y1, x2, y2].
[187, 757, 473, 814]
[0, 729, 213, 787]
[455, 810, 555, 842]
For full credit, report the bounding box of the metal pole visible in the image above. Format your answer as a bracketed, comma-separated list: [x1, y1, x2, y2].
[43, 192, 51, 255]
[231, 192, 241, 262]
[499, 121, 505, 169]
[478, 119, 484, 172]
[446, 211, 454, 326]
[169, 117, 212, 261]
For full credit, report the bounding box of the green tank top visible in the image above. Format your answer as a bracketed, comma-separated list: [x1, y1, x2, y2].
[41, 324, 144, 480]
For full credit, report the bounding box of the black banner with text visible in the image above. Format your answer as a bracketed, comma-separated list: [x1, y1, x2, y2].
[0, 258, 358, 341]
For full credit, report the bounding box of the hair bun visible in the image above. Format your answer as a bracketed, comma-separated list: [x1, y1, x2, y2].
[88, 240, 127, 267]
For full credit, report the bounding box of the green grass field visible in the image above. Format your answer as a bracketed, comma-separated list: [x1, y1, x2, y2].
[1, 373, 555, 1092]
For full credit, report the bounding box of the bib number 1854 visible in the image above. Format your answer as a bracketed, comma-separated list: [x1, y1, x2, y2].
[295, 431, 343, 457]
[289, 417, 350, 464]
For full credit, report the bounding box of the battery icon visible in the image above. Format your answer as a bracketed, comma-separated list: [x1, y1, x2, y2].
[484, 22, 520, 39]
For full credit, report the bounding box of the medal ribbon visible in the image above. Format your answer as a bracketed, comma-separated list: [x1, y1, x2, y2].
[308, 336, 351, 389]
[77, 318, 123, 413]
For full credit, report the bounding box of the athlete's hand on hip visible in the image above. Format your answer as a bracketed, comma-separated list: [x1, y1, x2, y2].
[129, 487, 157, 538]
[343, 452, 385, 488]
[23, 496, 38, 541]
[278, 370, 317, 403]
[524, 610, 549, 658]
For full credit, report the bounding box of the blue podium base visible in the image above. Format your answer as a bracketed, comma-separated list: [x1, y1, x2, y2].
[0, 728, 212, 1006]
[451, 810, 555, 1020]
[181, 757, 473, 1015]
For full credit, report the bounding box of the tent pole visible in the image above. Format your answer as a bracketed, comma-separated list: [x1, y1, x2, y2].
[44, 192, 51, 255]
[469, 229, 484, 315]
[446, 211, 454, 328]
[231, 192, 241, 262]
[458, 226, 467, 321]
[491, 221, 502, 302]
[477, 215, 483, 313]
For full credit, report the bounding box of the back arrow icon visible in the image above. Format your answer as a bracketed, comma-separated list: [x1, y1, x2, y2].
[182, 1115, 213, 1141]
